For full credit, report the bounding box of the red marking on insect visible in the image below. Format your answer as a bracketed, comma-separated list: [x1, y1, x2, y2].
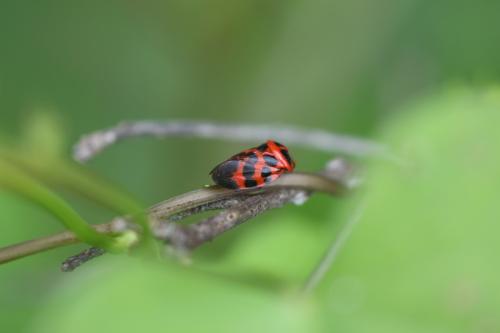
[210, 140, 296, 189]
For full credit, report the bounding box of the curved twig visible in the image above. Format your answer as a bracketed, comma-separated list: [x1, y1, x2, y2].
[73, 120, 392, 162]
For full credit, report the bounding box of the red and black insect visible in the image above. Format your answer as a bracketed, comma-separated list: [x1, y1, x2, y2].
[210, 140, 296, 189]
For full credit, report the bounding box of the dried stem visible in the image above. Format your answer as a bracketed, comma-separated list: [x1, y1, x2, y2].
[61, 247, 105, 272]
[0, 224, 112, 265]
[0, 170, 348, 267]
[73, 120, 392, 162]
[155, 189, 308, 250]
[0, 231, 78, 264]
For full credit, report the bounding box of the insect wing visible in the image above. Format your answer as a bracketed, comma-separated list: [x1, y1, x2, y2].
[210, 159, 240, 189]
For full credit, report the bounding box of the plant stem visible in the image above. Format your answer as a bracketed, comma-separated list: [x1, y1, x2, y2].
[0, 159, 120, 251]
[0, 171, 346, 266]
[301, 202, 365, 294]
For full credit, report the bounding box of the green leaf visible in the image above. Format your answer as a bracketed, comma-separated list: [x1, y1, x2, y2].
[319, 87, 500, 332]
[33, 259, 321, 333]
[193, 205, 345, 289]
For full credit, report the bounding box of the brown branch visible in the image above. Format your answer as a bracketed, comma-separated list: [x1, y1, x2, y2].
[0, 231, 78, 264]
[0, 224, 112, 265]
[0, 169, 349, 267]
[155, 189, 308, 250]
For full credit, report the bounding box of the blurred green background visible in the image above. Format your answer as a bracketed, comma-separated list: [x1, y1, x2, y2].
[1, 1, 500, 332]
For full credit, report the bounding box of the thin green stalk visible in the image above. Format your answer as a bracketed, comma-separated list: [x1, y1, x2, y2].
[0, 149, 153, 248]
[0, 159, 122, 252]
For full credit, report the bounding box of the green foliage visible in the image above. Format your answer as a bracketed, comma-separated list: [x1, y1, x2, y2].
[319, 87, 500, 332]
[33, 259, 321, 333]
[6, 87, 495, 333]
[195, 211, 337, 287]
[2, 0, 500, 331]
